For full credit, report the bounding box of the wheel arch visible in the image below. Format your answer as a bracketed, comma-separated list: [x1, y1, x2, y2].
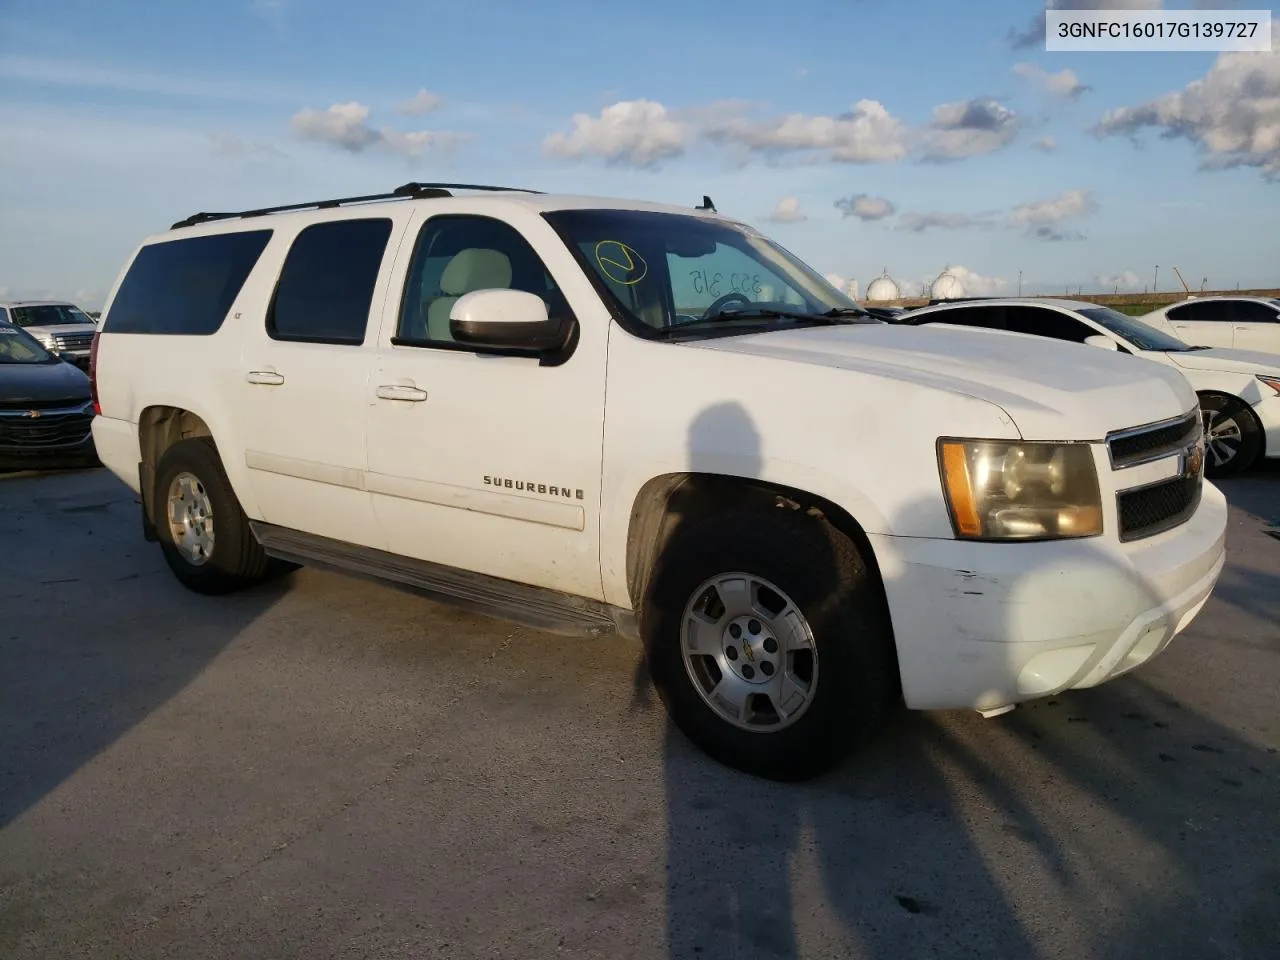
[623, 471, 901, 691]
[1196, 388, 1267, 460]
[136, 404, 257, 538]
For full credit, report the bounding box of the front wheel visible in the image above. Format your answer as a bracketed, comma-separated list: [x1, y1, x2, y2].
[154, 437, 278, 594]
[1198, 393, 1262, 479]
[642, 509, 896, 781]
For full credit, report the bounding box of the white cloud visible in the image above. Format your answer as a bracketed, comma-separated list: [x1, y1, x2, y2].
[834, 193, 895, 221]
[764, 197, 807, 222]
[397, 88, 444, 117]
[896, 211, 990, 233]
[704, 99, 911, 164]
[1032, 135, 1058, 152]
[542, 99, 688, 168]
[922, 98, 1021, 161]
[1009, 1, 1163, 50]
[1013, 63, 1089, 99]
[1097, 271, 1144, 291]
[290, 101, 470, 159]
[929, 266, 1013, 297]
[1092, 24, 1280, 182]
[1006, 189, 1098, 240]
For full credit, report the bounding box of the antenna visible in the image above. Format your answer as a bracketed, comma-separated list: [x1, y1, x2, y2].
[696, 195, 717, 212]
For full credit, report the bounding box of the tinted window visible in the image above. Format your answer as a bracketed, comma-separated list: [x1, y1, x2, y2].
[0, 308, 7, 323]
[1234, 300, 1280, 323]
[1166, 302, 1199, 322]
[397, 215, 566, 345]
[921, 305, 1005, 329]
[1003, 306, 1094, 343]
[0, 324, 57, 364]
[269, 219, 392, 344]
[1173, 300, 1233, 322]
[1077, 306, 1191, 352]
[103, 231, 272, 335]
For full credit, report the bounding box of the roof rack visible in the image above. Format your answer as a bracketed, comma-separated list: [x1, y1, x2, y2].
[170, 181, 545, 230]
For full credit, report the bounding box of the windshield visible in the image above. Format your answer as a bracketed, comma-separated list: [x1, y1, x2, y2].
[0, 323, 57, 364]
[542, 209, 873, 339]
[1077, 306, 1194, 353]
[8, 304, 95, 328]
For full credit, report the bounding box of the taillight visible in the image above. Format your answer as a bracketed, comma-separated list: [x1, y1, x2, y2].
[89, 330, 101, 415]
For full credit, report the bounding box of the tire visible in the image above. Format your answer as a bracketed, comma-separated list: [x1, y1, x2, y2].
[641, 508, 896, 782]
[153, 437, 276, 594]
[1198, 393, 1262, 480]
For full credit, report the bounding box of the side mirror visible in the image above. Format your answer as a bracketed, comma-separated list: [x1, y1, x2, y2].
[1084, 335, 1118, 351]
[449, 289, 575, 354]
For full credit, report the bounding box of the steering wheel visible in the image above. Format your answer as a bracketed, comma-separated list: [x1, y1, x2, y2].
[704, 292, 752, 317]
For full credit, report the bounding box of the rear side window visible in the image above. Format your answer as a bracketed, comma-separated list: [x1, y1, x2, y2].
[1003, 306, 1093, 342]
[103, 230, 272, 335]
[268, 218, 393, 344]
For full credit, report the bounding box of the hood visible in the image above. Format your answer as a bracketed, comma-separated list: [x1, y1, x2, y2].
[1164, 346, 1280, 376]
[20, 322, 96, 337]
[685, 323, 1197, 441]
[0, 359, 91, 404]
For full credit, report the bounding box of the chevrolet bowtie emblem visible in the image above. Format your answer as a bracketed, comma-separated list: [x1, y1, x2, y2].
[26, 410, 42, 419]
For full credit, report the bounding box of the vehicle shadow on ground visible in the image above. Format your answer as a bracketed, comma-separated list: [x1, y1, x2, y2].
[0, 471, 290, 829]
[653, 402, 1278, 960]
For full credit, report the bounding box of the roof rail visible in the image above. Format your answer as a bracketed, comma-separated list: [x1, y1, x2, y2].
[170, 181, 545, 230]
[927, 295, 998, 305]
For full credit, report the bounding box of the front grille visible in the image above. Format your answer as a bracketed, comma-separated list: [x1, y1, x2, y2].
[1107, 410, 1200, 469]
[0, 397, 89, 411]
[52, 332, 94, 352]
[1117, 475, 1202, 542]
[0, 409, 93, 448]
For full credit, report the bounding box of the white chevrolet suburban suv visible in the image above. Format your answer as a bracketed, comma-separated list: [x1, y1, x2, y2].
[89, 182, 1228, 780]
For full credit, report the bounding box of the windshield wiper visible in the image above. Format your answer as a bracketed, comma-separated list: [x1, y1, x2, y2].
[698, 306, 872, 325]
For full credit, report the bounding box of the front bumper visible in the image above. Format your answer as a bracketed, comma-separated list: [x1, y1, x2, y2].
[1253, 391, 1280, 458]
[0, 404, 98, 469]
[871, 481, 1228, 713]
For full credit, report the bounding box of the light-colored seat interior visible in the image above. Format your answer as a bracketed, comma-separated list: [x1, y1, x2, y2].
[425, 248, 513, 342]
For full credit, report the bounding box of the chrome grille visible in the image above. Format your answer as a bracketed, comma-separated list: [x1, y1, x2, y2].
[1107, 407, 1206, 542]
[53, 332, 94, 352]
[1106, 410, 1201, 469]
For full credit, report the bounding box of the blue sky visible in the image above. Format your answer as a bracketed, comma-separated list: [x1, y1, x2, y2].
[1, 0, 1277, 307]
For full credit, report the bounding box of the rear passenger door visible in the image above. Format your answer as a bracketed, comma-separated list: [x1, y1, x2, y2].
[1164, 301, 1234, 348]
[1229, 300, 1280, 355]
[236, 214, 409, 549]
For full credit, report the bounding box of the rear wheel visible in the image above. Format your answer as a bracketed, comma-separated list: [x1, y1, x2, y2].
[154, 437, 278, 594]
[642, 509, 896, 781]
[1198, 393, 1262, 479]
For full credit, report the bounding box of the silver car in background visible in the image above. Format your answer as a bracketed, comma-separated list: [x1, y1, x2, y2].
[0, 300, 98, 370]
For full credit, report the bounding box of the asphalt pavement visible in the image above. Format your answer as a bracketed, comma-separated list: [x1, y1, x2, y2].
[1, 465, 1277, 960]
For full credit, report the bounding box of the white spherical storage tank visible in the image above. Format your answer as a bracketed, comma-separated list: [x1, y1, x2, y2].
[865, 270, 901, 302]
[932, 270, 965, 300]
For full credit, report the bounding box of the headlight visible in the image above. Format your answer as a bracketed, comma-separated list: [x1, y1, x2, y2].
[1258, 375, 1280, 397]
[937, 439, 1103, 541]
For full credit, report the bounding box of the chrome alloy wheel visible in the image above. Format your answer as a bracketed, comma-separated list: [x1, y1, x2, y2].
[1202, 407, 1243, 469]
[680, 572, 819, 732]
[166, 471, 215, 566]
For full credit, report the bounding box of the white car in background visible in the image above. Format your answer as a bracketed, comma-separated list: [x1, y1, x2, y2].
[0, 300, 98, 370]
[1140, 296, 1280, 356]
[904, 298, 1280, 479]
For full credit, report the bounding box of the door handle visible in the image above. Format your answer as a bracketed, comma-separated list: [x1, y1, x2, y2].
[245, 370, 285, 385]
[376, 384, 428, 402]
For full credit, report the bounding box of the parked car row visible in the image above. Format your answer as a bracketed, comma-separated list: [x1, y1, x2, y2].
[0, 320, 98, 470]
[881, 296, 1280, 479]
[0, 299, 98, 370]
[81, 181, 1234, 780]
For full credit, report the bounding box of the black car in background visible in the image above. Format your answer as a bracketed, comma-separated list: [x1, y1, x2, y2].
[0, 321, 98, 470]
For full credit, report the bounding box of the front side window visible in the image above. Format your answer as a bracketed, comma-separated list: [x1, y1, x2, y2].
[103, 230, 273, 335]
[542, 209, 868, 340]
[1234, 300, 1280, 323]
[0, 324, 57, 364]
[396, 215, 566, 346]
[268, 218, 393, 344]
